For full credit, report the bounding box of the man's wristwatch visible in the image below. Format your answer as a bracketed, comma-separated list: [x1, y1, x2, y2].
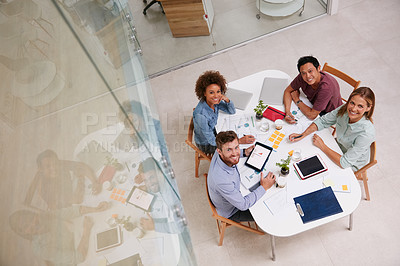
[296, 100, 302, 105]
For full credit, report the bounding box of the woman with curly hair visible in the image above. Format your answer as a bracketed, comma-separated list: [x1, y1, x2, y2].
[289, 87, 375, 171]
[193, 70, 255, 154]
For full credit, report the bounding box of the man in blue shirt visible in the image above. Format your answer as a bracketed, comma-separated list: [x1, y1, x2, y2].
[207, 131, 276, 222]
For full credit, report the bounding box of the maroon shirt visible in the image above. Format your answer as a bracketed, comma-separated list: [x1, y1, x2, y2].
[290, 72, 342, 113]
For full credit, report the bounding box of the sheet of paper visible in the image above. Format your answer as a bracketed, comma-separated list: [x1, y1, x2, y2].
[140, 237, 164, 265]
[263, 188, 288, 215]
[104, 237, 143, 264]
[324, 176, 351, 193]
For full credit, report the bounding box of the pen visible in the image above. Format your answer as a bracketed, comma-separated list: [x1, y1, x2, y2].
[251, 116, 255, 127]
[293, 134, 303, 139]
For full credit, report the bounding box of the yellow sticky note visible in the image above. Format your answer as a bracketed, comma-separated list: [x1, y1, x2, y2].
[273, 144, 279, 149]
[342, 185, 348, 191]
[268, 137, 275, 142]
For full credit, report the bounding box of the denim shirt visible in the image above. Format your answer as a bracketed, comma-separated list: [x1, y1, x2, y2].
[193, 100, 236, 146]
[207, 151, 266, 218]
[313, 106, 375, 171]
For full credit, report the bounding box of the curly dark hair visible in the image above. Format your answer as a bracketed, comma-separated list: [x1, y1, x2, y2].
[195, 70, 227, 101]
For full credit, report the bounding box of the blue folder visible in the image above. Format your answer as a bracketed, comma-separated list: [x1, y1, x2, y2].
[293, 187, 343, 224]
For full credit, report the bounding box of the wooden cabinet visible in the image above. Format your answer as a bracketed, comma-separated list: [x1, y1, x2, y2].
[161, 0, 214, 37]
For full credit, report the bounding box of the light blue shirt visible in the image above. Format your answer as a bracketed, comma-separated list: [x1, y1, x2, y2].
[207, 151, 266, 218]
[193, 100, 236, 146]
[313, 106, 375, 171]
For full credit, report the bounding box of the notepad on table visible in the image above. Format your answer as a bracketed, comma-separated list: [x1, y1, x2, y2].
[293, 186, 343, 224]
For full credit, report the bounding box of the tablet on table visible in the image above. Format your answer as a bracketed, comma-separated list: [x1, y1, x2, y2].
[293, 154, 328, 180]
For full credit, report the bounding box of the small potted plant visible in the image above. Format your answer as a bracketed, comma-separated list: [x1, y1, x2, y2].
[276, 155, 291, 176]
[254, 100, 267, 120]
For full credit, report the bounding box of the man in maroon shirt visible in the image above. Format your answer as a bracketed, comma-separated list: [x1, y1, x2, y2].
[283, 56, 342, 123]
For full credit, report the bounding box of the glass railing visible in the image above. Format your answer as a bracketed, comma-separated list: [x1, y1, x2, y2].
[0, 0, 196, 265]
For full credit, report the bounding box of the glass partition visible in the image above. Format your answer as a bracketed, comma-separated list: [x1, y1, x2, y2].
[0, 0, 196, 265]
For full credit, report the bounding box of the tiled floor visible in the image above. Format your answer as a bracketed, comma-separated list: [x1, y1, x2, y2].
[130, 0, 326, 76]
[150, 0, 400, 265]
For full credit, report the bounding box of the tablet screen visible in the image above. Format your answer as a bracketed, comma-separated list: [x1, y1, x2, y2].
[245, 142, 273, 172]
[296, 155, 326, 177]
[96, 227, 122, 252]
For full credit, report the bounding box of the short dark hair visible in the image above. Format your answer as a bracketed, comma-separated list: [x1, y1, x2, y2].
[36, 149, 58, 167]
[216, 131, 238, 150]
[297, 56, 320, 72]
[195, 70, 227, 101]
[138, 157, 157, 174]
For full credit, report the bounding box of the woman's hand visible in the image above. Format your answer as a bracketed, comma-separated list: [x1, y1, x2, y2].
[289, 133, 304, 142]
[219, 94, 230, 103]
[312, 134, 326, 150]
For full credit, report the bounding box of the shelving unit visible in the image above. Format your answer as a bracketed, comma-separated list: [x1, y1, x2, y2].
[256, 0, 305, 19]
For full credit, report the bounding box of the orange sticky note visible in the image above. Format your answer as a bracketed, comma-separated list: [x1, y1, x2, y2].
[271, 134, 277, 139]
[273, 144, 279, 149]
[274, 140, 280, 145]
[110, 194, 115, 199]
[342, 185, 348, 191]
[121, 190, 126, 196]
[113, 188, 117, 193]
[279, 133, 285, 137]
[277, 137, 283, 141]
[274, 130, 280, 135]
[288, 150, 294, 156]
[268, 137, 275, 142]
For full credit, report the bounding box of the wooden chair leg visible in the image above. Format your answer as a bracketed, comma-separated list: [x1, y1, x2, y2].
[362, 173, 370, 201]
[218, 222, 227, 246]
[195, 152, 200, 178]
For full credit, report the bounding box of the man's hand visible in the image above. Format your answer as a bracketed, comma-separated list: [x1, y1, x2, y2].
[260, 172, 276, 190]
[239, 135, 255, 144]
[134, 173, 145, 184]
[244, 145, 255, 157]
[140, 213, 155, 231]
[285, 113, 297, 124]
[290, 90, 300, 103]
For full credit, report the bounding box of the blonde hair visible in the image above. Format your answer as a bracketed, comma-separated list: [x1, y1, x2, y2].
[337, 87, 375, 122]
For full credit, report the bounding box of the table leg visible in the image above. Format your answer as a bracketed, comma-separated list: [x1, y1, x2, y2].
[349, 213, 353, 231]
[270, 235, 276, 261]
